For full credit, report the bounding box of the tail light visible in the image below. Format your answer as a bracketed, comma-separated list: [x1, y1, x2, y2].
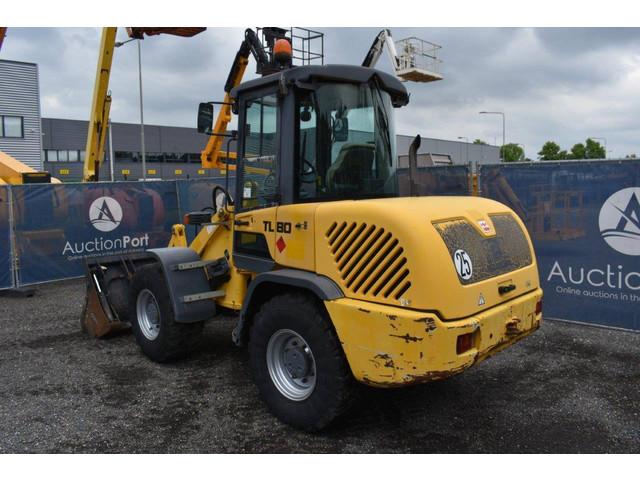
[456, 333, 474, 355]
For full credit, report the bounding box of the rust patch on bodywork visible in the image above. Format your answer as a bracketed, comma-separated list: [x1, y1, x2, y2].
[389, 333, 423, 343]
[387, 314, 398, 321]
[373, 353, 395, 369]
[361, 363, 470, 387]
[414, 317, 437, 332]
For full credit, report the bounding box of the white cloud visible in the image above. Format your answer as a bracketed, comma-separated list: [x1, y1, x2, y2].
[2, 27, 640, 158]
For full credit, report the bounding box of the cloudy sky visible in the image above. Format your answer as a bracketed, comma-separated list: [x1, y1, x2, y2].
[2, 27, 640, 158]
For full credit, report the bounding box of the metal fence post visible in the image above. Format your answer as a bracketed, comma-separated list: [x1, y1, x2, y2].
[7, 185, 18, 288]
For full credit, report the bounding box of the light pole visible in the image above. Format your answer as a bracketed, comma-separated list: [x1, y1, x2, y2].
[115, 37, 146, 180]
[457, 136, 469, 163]
[108, 117, 115, 181]
[589, 137, 607, 159]
[479, 111, 505, 160]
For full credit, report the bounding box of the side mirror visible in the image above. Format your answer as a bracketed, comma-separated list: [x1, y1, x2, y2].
[197, 103, 214, 134]
[333, 116, 349, 142]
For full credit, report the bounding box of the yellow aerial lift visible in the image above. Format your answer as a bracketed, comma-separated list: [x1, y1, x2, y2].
[0, 151, 58, 185]
[83, 27, 206, 181]
[83, 28, 542, 431]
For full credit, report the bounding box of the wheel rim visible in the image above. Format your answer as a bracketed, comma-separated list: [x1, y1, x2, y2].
[266, 329, 317, 401]
[136, 289, 161, 341]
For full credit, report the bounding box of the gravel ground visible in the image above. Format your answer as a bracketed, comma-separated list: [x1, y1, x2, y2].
[0, 278, 638, 453]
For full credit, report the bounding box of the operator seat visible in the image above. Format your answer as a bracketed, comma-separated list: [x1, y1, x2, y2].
[326, 143, 375, 193]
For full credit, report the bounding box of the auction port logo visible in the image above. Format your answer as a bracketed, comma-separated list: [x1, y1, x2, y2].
[599, 187, 640, 256]
[89, 196, 122, 232]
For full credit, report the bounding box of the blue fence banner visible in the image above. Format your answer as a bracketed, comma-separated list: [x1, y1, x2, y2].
[398, 165, 471, 196]
[480, 160, 640, 331]
[0, 186, 14, 290]
[11, 181, 181, 286]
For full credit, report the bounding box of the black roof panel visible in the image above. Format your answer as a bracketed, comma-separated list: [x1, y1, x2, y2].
[231, 64, 409, 107]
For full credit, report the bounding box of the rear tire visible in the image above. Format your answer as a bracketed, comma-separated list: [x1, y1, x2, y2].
[248, 292, 355, 431]
[130, 263, 204, 363]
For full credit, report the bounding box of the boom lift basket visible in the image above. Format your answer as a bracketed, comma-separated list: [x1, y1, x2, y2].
[394, 37, 442, 83]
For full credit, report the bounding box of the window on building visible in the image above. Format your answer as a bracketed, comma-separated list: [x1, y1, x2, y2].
[146, 152, 164, 163]
[58, 150, 68, 162]
[68, 150, 79, 162]
[115, 151, 138, 162]
[45, 150, 58, 162]
[0, 116, 24, 138]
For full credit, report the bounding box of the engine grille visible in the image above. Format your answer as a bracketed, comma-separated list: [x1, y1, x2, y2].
[325, 221, 412, 300]
[434, 213, 532, 285]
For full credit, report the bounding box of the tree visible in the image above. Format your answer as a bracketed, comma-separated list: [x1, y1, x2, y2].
[585, 138, 606, 159]
[500, 143, 525, 162]
[625, 154, 637, 159]
[473, 139, 488, 145]
[538, 141, 563, 160]
[570, 143, 586, 159]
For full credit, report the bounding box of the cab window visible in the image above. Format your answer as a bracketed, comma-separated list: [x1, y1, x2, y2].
[240, 93, 279, 210]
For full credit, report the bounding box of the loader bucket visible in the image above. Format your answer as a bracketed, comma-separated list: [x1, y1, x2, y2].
[80, 255, 144, 338]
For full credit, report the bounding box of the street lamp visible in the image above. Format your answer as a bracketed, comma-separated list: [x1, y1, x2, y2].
[115, 37, 146, 180]
[589, 137, 607, 159]
[479, 111, 505, 160]
[457, 136, 469, 163]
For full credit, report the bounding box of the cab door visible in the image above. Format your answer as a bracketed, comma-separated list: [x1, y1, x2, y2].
[233, 90, 281, 273]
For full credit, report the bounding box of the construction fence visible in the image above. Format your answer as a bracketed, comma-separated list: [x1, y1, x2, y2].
[1, 161, 639, 331]
[480, 159, 640, 331]
[0, 177, 229, 288]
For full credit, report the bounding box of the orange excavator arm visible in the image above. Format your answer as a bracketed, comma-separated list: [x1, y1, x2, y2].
[200, 29, 271, 171]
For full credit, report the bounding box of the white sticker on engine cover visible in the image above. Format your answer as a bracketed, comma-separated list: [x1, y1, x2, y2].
[453, 249, 473, 280]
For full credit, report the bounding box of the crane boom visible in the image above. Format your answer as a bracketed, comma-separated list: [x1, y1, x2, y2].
[362, 29, 399, 70]
[83, 27, 206, 182]
[83, 27, 117, 182]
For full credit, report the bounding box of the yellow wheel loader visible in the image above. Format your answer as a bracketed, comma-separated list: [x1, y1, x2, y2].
[82, 33, 542, 431]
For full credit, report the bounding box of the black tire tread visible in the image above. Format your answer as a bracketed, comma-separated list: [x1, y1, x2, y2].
[130, 263, 203, 363]
[248, 291, 356, 431]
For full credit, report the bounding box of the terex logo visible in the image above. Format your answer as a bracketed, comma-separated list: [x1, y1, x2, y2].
[599, 188, 640, 256]
[89, 196, 122, 232]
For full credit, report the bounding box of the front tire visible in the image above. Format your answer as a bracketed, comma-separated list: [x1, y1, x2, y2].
[248, 292, 355, 431]
[130, 263, 204, 363]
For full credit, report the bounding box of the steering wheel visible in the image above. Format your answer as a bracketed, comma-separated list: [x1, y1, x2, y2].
[212, 185, 232, 211]
[300, 159, 316, 184]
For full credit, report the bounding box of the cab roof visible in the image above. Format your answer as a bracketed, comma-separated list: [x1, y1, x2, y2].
[231, 64, 409, 107]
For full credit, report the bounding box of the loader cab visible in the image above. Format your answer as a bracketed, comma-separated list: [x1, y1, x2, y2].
[230, 65, 410, 211]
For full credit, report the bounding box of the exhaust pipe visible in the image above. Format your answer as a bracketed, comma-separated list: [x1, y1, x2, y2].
[408, 134, 421, 196]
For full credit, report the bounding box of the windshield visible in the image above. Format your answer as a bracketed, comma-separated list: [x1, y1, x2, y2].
[296, 82, 398, 201]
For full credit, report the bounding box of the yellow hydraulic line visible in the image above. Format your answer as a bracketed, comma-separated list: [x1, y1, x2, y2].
[83, 27, 117, 182]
